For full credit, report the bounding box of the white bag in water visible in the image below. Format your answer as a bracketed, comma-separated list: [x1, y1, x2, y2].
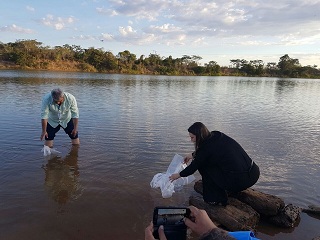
[150, 154, 196, 198]
[41, 145, 61, 156]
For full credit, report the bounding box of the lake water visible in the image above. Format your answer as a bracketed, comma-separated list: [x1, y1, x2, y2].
[0, 70, 319, 240]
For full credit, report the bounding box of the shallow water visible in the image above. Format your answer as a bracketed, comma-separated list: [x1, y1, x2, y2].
[0, 70, 319, 239]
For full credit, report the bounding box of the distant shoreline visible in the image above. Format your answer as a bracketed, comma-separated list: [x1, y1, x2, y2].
[1, 61, 320, 79]
[1, 39, 320, 79]
[0, 60, 85, 73]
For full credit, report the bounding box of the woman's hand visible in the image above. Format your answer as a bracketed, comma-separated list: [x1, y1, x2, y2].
[184, 153, 193, 164]
[169, 173, 180, 182]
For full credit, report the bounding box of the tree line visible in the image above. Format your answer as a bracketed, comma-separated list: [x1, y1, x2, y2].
[0, 39, 319, 78]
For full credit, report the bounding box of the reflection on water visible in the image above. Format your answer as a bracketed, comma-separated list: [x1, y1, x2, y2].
[42, 146, 81, 205]
[0, 70, 319, 240]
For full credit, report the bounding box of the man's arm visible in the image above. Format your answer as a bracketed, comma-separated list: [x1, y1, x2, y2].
[71, 118, 79, 137]
[69, 94, 79, 119]
[40, 119, 48, 140]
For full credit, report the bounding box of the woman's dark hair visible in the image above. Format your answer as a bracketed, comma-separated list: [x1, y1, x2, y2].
[188, 122, 211, 150]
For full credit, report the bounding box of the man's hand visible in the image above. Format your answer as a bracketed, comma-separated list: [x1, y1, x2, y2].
[145, 222, 167, 240]
[41, 119, 48, 140]
[72, 118, 79, 137]
[71, 128, 78, 137]
[40, 131, 48, 141]
[184, 206, 217, 236]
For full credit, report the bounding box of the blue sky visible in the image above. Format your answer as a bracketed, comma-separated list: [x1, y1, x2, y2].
[1, 0, 320, 67]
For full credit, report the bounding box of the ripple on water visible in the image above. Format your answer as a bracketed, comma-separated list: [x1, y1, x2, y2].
[0, 73, 320, 240]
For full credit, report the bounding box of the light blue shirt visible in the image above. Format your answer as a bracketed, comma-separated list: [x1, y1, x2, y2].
[41, 92, 79, 128]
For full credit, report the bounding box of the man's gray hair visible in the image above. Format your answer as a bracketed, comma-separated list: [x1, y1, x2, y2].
[51, 88, 64, 101]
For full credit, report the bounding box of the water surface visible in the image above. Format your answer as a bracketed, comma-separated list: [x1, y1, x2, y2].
[0, 70, 319, 239]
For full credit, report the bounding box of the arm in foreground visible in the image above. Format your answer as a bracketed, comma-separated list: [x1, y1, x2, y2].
[184, 206, 236, 240]
[145, 222, 167, 240]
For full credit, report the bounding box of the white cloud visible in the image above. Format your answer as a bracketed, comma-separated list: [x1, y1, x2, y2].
[96, 7, 118, 16]
[101, 33, 114, 40]
[40, 15, 76, 30]
[297, 53, 320, 67]
[151, 24, 183, 33]
[99, 25, 157, 45]
[72, 35, 97, 40]
[119, 25, 136, 36]
[1, 0, 319, 67]
[67, 0, 320, 60]
[0, 24, 34, 34]
[193, 37, 206, 45]
[26, 6, 35, 12]
[102, 0, 169, 21]
[81, 1, 316, 56]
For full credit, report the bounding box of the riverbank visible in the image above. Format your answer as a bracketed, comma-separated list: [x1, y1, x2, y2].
[1, 60, 319, 79]
[0, 60, 89, 72]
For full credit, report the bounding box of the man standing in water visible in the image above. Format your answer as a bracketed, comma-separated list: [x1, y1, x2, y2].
[40, 88, 79, 147]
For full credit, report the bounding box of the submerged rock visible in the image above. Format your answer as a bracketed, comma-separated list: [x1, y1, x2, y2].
[302, 205, 320, 215]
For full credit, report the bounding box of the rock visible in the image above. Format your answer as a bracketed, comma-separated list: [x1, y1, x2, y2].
[302, 205, 320, 215]
[267, 204, 301, 228]
[312, 237, 320, 240]
[194, 180, 285, 216]
[192, 180, 301, 229]
[189, 193, 260, 231]
[236, 188, 285, 216]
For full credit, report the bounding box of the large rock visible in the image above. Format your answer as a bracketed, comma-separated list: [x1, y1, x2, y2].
[194, 180, 285, 216]
[192, 180, 301, 229]
[189, 193, 260, 231]
[236, 188, 285, 216]
[268, 204, 301, 228]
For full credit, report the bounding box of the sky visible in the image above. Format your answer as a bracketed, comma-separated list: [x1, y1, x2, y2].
[1, 0, 320, 67]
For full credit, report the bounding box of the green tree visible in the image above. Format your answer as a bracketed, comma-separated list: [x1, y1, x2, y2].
[83, 48, 117, 72]
[205, 61, 221, 75]
[9, 39, 43, 67]
[117, 50, 136, 71]
[82, 48, 104, 71]
[278, 54, 301, 77]
[230, 59, 242, 69]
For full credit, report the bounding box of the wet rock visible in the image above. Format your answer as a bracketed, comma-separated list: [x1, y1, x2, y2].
[189, 193, 260, 231]
[268, 204, 301, 228]
[191, 180, 301, 230]
[236, 188, 285, 216]
[302, 205, 320, 215]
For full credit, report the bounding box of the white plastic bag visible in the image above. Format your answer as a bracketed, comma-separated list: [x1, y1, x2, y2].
[41, 145, 61, 156]
[150, 154, 196, 198]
